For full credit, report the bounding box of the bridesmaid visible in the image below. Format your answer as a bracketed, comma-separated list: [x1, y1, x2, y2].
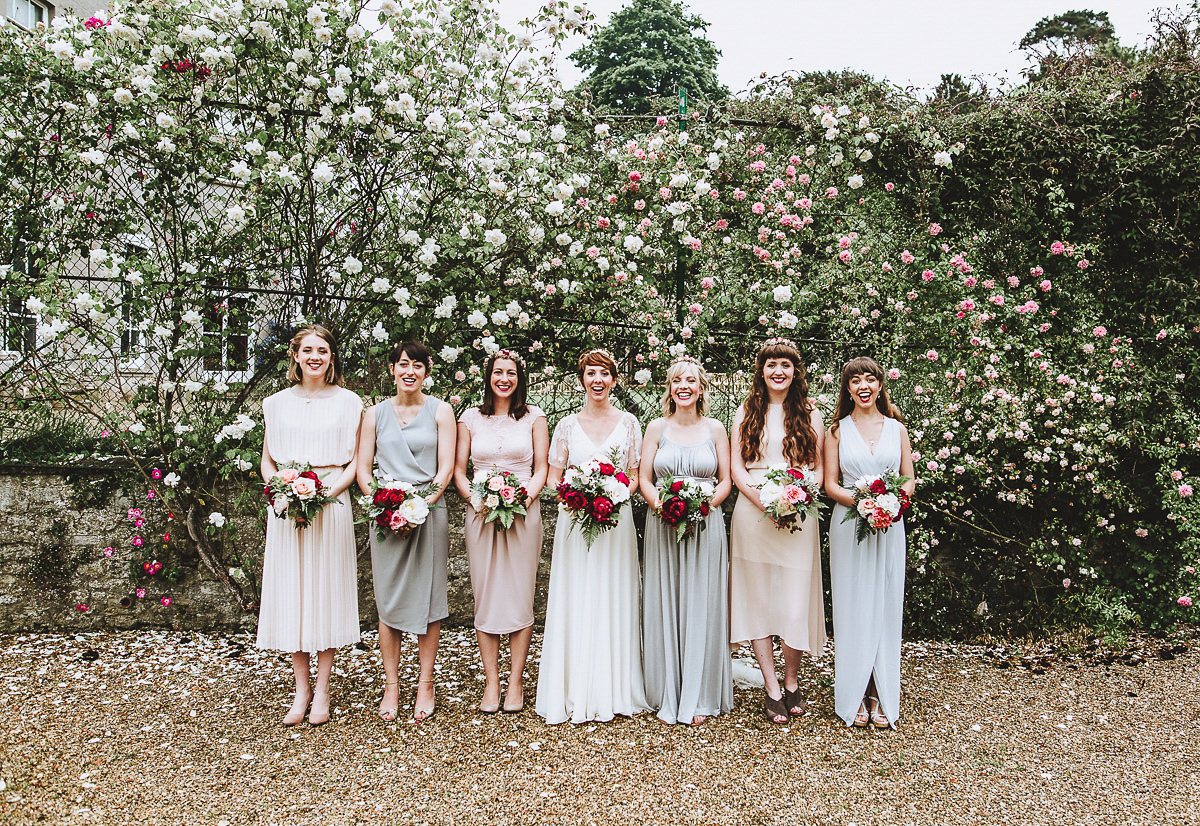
[453, 350, 548, 714]
[824, 356, 915, 730]
[535, 348, 651, 724]
[355, 341, 456, 722]
[257, 325, 363, 726]
[640, 356, 733, 726]
[729, 337, 827, 723]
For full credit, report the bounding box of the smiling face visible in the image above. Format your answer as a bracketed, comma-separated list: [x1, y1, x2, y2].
[761, 356, 796, 395]
[293, 333, 333, 384]
[489, 358, 520, 401]
[390, 353, 428, 395]
[669, 365, 701, 410]
[581, 364, 616, 403]
[848, 371, 882, 411]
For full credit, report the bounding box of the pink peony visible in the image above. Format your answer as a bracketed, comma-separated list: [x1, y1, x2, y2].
[782, 485, 805, 505]
[1180, 484, 1194, 497]
[888, 368, 901, 380]
[388, 511, 409, 531]
[277, 467, 299, 484]
[1050, 241, 1065, 255]
[1179, 596, 1193, 607]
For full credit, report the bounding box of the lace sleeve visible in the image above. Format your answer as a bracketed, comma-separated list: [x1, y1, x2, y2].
[549, 415, 572, 469]
[458, 407, 478, 435]
[624, 412, 642, 471]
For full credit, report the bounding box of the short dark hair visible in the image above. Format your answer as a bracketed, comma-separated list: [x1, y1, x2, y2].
[389, 340, 431, 373]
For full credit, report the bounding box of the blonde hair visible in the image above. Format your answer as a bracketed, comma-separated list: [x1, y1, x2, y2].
[660, 360, 709, 416]
[287, 324, 342, 385]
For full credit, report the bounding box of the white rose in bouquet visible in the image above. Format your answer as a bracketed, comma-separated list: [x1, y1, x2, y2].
[875, 493, 901, 518]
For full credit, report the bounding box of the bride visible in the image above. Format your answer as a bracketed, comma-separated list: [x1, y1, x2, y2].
[534, 348, 651, 724]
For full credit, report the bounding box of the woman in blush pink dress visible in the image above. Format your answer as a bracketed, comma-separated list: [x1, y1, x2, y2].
[453, 350, 548, 714]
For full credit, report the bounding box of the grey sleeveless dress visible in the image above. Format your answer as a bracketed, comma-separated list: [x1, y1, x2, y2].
[642, 433, 734, 724]
[370, 397, 449, 634]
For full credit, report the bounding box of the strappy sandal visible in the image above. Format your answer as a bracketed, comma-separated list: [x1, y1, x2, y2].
[784, 686, 807, 717]
[413, 679, 436, 722]
[378, 680, 399, 723]
[868, 696, 889, 730]
[764, 690, 789, 724]
[853, 699, 870, 728]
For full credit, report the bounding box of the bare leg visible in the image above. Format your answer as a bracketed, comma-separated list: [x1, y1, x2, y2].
[476, 629, 501, 712]
[414, 621, 440, 721]
[504, 625, 532, 711]
[782, 643, 807, 715]
[378, 621, 402, 721]
[751, 637, 786, 723]
[309, 648, 335, 725]
[283, 652, 312, 726]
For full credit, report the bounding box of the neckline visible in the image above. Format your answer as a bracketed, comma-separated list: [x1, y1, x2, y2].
[390, 396, 427, 429]
[576, 411, 624, 449]
[290, 386, 337, 402]
[847, 415, 886, 456]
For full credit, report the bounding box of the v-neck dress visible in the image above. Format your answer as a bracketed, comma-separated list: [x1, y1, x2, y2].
[829, 416, 906, 728]
[369, 397, 449, 634]
[535, 411, 652, 724]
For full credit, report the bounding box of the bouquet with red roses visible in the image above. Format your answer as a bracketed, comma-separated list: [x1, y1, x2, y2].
[654, 475, 714, 541]
[469, 468, 529, 530]
[757, 464, 823, 532]
[264, 462, 340, 529]
[556, 452, 632, 548]
[840, 468, 912, 541]
[357, 471, 434, 540]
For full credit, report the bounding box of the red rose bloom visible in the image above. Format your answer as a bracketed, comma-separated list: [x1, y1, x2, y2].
[564, 489, 587, 510]
[869, 478, 887, 495]
[662, 497, 688, 525]
[669, 479, 684, 494]
[598, 462, 616, 476]
[300, 470, 320, 482]
[615, 472, 630, 486]
[591, 495, 614, 521]
[263, 485, 272, 498]
[786, 468, 803, 479]
[375, 510, 392, 528]
[699, 502, 711, 517]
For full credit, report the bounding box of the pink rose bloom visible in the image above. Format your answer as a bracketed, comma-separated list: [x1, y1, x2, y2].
[752, 202, 765, 215]
[782, 485, 804, 505]
[885, 182, 895, 191]
[291, 477, 317, 499]
[688, 303, 702, 315]
[658, 187, 671, 199]
[1179, 596, 1193, 607]
[1007, 276, 1019, 287]
[499, 485, 517, 503]
[487, 474, 505, 492]
[733, 189, 747, 201]
[825, 187, 838, 199]
[990, 295, 1005, 306]
[1180, 484, 1194, 497]
[1186, 566, 1195, 573]
[1157, 330, 1168, 340]
[634, 199, 646, 210]
[928, 222, 942, 236]
[700, 277, 715, 290]
[901, 250, 914, 264]
[1078, 259, 1089, 269]
[960, 299, 976, 312]
[921, 270, 934, 282]
[839, 250, 852, 263]
[388, 512, 409, 531]
[1050, 241, 1066, 255]
[1171, 470, 1183, 481]
[926, 350, 938, 361]
[277, 467, 299, 484]
[1093, 326, 1107, 337]
[628, 171, 641, 183]
[888, 368, 901, 380]
[1062, 578, 1071, 588]
[136, 588, 146, 598]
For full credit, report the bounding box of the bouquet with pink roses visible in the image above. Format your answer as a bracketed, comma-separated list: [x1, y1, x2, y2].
[757, 465, 823, 532]
[469, 468, 528, 529]
[840, 468, 912, 541]
[264, 462, 340, 529]
[555, 450, 632, 548]
[358, 471, 434, 540]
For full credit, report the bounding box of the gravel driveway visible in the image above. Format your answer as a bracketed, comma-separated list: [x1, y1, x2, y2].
[1, 628, 1196, 825]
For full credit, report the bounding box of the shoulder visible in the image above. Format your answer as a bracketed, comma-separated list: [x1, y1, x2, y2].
[622, 411, 642, 434]
[551, 412, 575, 435]
[892, 418, 910, 438]
[732, 402, 748, 423]
[643, 417, 664, 438]
[459, 407, 480, 426]
[808, 405, 825, 427]
[336, 387, 362, 407]
[431, 398, 455, 419]
[525, 404, 546, 421]
[706, 417, 729, 440]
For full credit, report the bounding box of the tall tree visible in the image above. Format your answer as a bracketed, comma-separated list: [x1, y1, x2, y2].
[1019, 9, 1116, 58]
[570, 0, 728, 114]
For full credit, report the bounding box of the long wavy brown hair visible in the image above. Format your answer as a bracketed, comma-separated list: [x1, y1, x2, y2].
[740, 340, 818, 468]
[829, 356, 904, 435]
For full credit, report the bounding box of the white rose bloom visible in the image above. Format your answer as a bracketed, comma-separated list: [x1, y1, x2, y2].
[312, 162, 335, 184]
[25, 297, 46, 314]
[555, 232, 572, 247]
[163, 472, 180, 487]
[370, 322, 388, 342]
[81, 149, 107, 165]
[876, 493, 901, 517]
[243, 139, 263, 156]
[156, 113, 175, 128]
[351, 105, 372, 124]
[515, 129, 532, 143]
[485, 494, 500, 509]
[342, 255, 363, 274]
[594, 123, 610, 136]
[233, 458, 253, 472]
[371, 277, 390, 293]
[487, 179, 508, 195]
[634, 368, 652, 385]
[226, 204, 246, 225]
[484, 229, 507, 245]
[113, 88, 133, 104]
[848, 174, 864, 189]
[666, 201, 688, 216]
[127, 421, 146, 434]
[706, 152, 721, 170]
[208, 512, 226, 527]
[439, 345, 459, 362]
[773, 285, 793, 303]
[545, 200, 564, 216]
[778, 310, 798, 329]
[856, 149, 873, 162]
[490, 310, 510, 326]
[550, 124, 567, 141]
[423, 111, 446, 132]
[865, 132, 880, 143]
[181, 380, 203, 393]
[934, 151, 953, 168]
[181, 309, 203, 326]
[467, 310, 487, 328]
[856, 498, 875, 518]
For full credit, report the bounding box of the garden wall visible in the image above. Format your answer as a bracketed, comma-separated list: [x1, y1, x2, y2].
[0, 465, 641, 634]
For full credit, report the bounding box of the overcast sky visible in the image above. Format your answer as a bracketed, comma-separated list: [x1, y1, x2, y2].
[494, 0, 1180, 95]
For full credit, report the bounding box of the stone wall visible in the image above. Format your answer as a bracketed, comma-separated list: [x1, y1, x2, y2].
[0, 465, 654, 633]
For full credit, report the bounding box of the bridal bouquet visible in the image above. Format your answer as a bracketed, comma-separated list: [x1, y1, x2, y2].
[840, 468, 912, 541]
[556, 452, 632, 548]
[469, 468, 528, 529]
[358, 471, 433, 540]
[758, 465, 823, 532]
[655, 475, 713, 541]
[264, 462, 340, 529]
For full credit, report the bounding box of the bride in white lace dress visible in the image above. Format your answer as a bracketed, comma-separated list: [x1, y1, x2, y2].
[535, 349, 651, 724]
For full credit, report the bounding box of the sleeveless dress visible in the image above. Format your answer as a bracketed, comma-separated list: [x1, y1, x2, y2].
[829, 416, 905, 728]
[729, 404, 828, 653]
[459, 405, 545, 635]
[535, 411, 651, 724]
[369, 397, 449, 635]
[642, 430, 733, 724]
[256, 386, 363, 653]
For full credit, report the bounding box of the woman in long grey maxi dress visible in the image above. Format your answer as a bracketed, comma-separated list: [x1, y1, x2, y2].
[356, 341, 456, 722]
[824, 357, 915, 730]
[640, 357, 733, 726]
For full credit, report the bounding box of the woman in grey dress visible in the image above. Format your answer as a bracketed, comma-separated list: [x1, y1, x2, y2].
[824, 357, 915, 730]
[639, 357, 734, 725]
[356, 341, 456, 722]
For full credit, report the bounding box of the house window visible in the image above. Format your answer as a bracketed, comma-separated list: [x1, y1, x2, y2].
[202, 290, 252, 382]
[6, 0, 49, 30]
[1, 296, 36, 355]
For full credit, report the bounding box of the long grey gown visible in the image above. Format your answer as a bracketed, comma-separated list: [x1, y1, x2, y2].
[642, 433, 734, 724]
[829, 416, 905, 728]
[369, 397, 449, 634]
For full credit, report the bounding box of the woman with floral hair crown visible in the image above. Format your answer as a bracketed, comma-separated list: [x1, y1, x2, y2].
[824, 356, 915, 730]
[639, 354, 734, 725]
[729, 337, 827, 724]
[535, 348, 651, 724]
[453, 349, 548, 714]
[257, 324, 363, 727]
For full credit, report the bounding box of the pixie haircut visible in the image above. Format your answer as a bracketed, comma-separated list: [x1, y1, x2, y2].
[389, 340, 432, 373]
[577, 349, 619, 384]
[287, 324, 342, 386]
[660, 360, 709, 416]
